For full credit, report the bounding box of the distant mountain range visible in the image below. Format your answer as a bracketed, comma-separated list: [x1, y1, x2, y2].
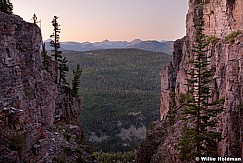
[44, 39, 174, 54]
[128, 40, 174, 55]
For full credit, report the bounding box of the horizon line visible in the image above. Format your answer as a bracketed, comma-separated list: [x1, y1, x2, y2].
[43, 38, 175, 43]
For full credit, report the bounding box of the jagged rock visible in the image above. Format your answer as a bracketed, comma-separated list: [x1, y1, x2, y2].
[138, 0, 243, 162]
[0, 146, 20, 163]
[136, 121, 170, 163]
[55, 86, 82, 125]
[0, 12, 95, 162]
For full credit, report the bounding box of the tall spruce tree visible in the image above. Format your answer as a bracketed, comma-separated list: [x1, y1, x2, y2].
[72, 64, 82, 97]
[178, 1, 223, 161]
[58, 57, 69, 85]
[0, 0, 13, 14]
[50, 16, 64, 84]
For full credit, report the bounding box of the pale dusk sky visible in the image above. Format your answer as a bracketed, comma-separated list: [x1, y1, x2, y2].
[12, 0, 188, 42]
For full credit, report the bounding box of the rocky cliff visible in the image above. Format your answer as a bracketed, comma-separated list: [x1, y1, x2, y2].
[0, 12, 94, 162]
[137, 0, 243, 162]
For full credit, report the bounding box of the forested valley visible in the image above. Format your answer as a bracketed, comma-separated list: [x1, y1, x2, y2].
[62, 48, 171, 161]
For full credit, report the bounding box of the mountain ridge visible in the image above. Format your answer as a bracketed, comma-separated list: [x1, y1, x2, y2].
[128, 40, 174, 55]
[44, 39, 174, 54]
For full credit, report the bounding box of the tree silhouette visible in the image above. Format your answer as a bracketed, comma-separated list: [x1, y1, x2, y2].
[50, 16, 62, 84]
[58, 57, 69, 85]
[72, 64, 82, 97]
[0, 0, 13, 14]
[32, 13, 37, 24]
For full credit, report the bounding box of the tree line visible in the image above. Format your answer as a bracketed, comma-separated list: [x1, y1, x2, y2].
[93, 151, 136, 163]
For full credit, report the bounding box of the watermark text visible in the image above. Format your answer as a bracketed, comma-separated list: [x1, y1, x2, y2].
[195, 156, 241, 162]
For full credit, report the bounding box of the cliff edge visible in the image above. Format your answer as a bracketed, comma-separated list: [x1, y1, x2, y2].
[137, 0, 243, 162]
[0, 12, 94, 162]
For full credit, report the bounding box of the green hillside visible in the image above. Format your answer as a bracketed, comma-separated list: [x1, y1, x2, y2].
[63, 48, 171, 152]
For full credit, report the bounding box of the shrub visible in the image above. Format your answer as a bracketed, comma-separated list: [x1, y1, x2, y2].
[63, 132, 71, 141]
[63, 146, 72, 155]
[76, 133, 86, 144]
[76, 148, 85, 163]
[55, 156, 66, 163]
[206, 35, 220, 44]
[224, 30, 241, 43]
[9, 132, 24, 151]
[76, 157, 85, 163]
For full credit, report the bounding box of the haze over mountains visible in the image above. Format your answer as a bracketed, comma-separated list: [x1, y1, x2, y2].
[44, 39, 174, 55]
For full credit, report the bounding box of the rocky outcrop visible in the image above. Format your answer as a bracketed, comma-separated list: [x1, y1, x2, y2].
[136, 121, 174, 163]
[55, 87, 82, 125]
[187, 0, 243, 40]
[0, 12, 94, 162]
[138, 0, 243, 162]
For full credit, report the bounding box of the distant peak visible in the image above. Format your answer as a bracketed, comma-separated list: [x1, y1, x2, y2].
[143, 40, 159, 43]
[131, 39, 142, 42]
[102, 39, 110, 42]
[82, 41, 91, 45]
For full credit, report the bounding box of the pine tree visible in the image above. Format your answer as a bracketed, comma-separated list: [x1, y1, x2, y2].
[50, 15, 62, 84]
[32, 13, 37, 24]
[167, 91, 176, 125]
[0, 0, 13, 14]
[72, 64, 82, 97]
[41, 43, 51, 71]
[179, 2, 224, 161]
[58, 56, 69, 85]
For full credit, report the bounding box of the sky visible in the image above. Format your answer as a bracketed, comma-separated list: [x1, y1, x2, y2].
[12, 0, 188, 42]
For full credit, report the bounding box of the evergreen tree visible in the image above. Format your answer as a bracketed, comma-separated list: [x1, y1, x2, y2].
[72, 64, 82, 97]
[167, 91, 176, 125]
[0, 0, 13, 14]
[58, 56, 69, 85]
[179, 2, 224, 161]
[41, 43, 51, 71]
[32, 13, 37, 24]
[50, 15, 62, 84]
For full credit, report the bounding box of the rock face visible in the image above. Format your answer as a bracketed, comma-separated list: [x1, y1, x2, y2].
[137, 0, 243, 162]
[187, 0, 243, 40]
[0, 12, 94, 162]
